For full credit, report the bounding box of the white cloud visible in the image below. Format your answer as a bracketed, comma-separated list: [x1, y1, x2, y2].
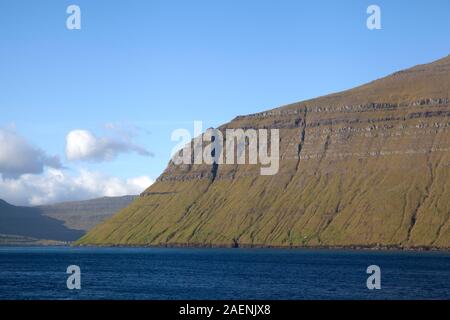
[0, 169, 154, 206]
[0, 127, 62, 179]
[66, 129, 153, 162]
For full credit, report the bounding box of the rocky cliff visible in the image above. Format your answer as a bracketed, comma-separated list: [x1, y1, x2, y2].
[77, 55, 450, 249]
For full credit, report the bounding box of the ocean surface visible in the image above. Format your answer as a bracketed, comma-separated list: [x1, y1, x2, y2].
[0, 247, 449, 300]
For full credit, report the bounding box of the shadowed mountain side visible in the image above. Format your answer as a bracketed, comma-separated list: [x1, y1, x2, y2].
[37, 196, 137, 231]
[0, 196, 137, 244]
[77, 55, 450, 249]
[0, 199, 84, 241]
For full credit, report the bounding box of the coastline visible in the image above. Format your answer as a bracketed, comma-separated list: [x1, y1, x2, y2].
[73, 242, 450, 252]
[1, 239, 447, 251]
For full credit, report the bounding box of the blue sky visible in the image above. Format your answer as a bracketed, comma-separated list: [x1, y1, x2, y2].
[0, 0, 449, 205]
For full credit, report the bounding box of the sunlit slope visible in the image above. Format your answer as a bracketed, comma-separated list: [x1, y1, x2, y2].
[78, 55, 450, 248]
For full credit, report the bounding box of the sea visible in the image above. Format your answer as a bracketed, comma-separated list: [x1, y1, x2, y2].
[0, 247, 448, 300]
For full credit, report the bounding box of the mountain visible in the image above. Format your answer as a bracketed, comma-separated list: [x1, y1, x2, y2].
[77, 55, 450, 249]
[37, 196, 137, 231]
[0, 199, 83, 243]
[0, 196, 136, 244]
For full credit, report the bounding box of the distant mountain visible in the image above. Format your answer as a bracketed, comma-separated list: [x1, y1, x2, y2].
[0, 196, 136, 245]
[78, 55, 450, 249]
[0, 199, 83, 243]
[37, 196, 137, 231]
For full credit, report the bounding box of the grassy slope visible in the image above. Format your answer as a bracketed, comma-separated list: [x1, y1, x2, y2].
[77, 55, 450, 249]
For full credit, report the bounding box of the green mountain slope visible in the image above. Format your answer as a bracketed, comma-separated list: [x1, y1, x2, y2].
[77, 55, 450, 249]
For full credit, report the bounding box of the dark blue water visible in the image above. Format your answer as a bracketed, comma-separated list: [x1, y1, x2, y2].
[0, 247, 449, 300]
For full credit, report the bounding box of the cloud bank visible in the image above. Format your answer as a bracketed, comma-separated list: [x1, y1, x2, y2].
[0, 169, 153, 206]
[0, 127, 62, 179]
[66, 129, 153, 162]
[0, 126, 154, 206]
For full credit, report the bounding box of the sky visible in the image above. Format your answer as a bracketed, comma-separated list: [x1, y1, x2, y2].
[0, 0, 449, 205]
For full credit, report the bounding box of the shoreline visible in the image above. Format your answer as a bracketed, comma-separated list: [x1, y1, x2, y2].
[73, 242, 450, 252]
[1, 241, 448, 251]
[1, 245, 449, 253]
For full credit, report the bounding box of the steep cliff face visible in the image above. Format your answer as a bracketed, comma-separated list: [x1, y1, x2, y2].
[78, 55, 450, 248]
